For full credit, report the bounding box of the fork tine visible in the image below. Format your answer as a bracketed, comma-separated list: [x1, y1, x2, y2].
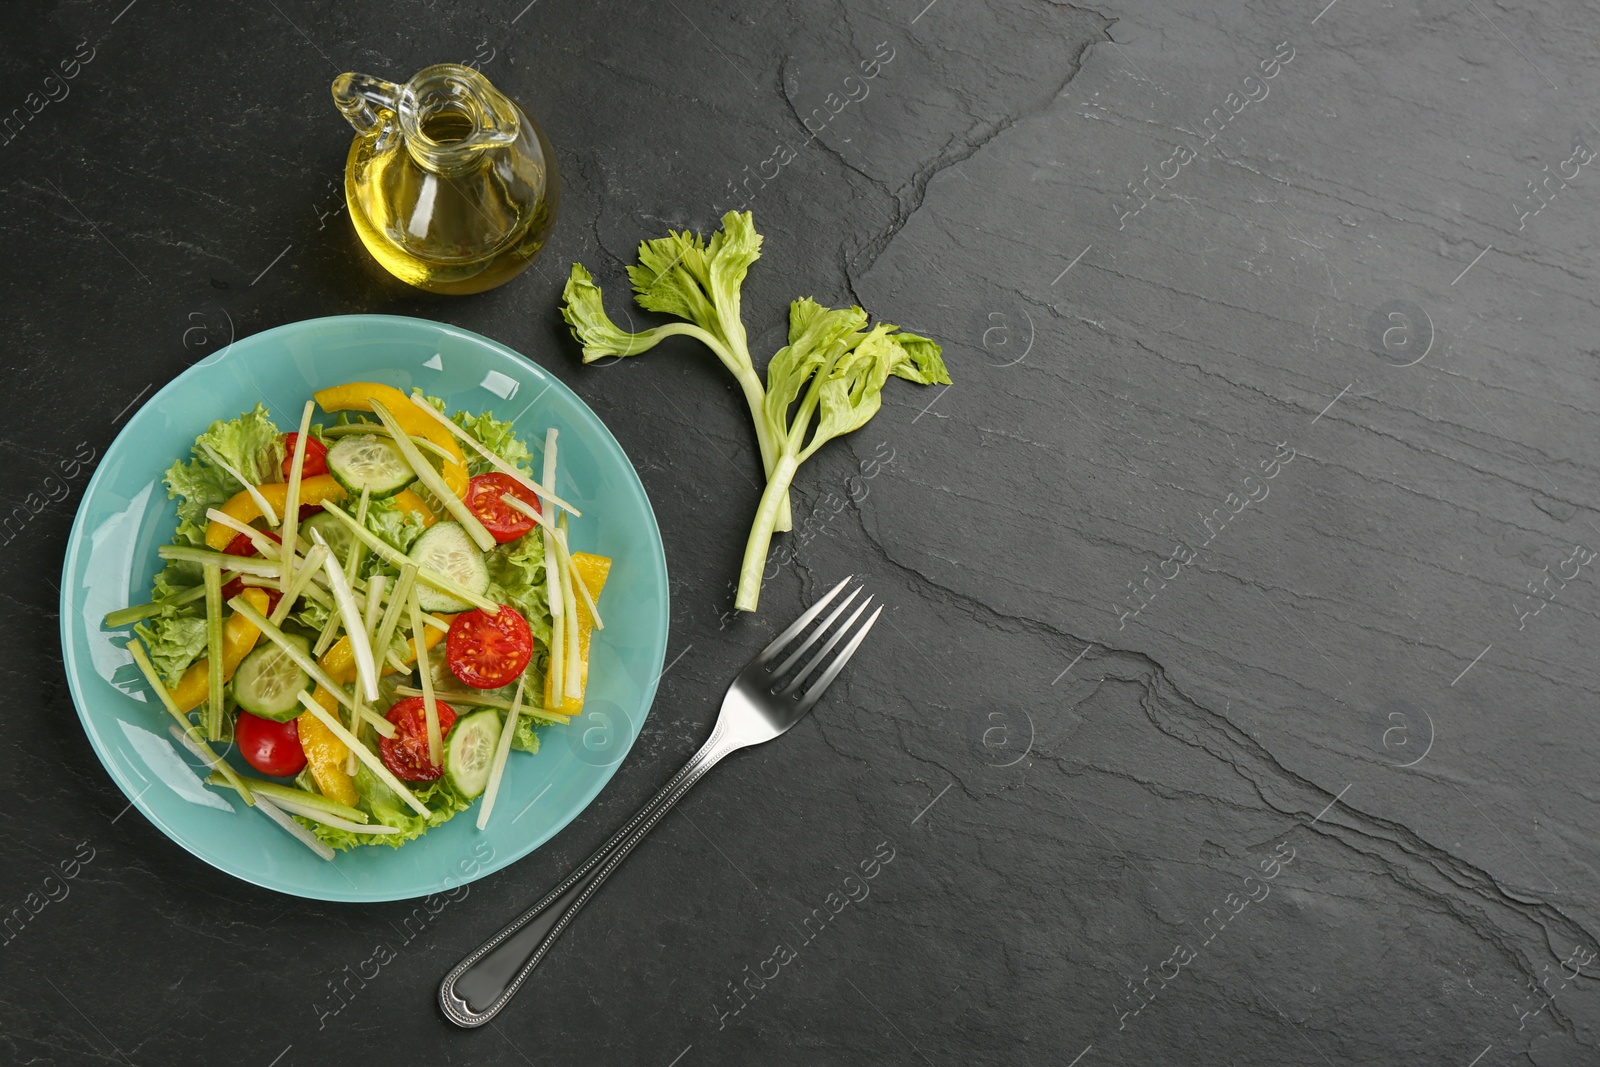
[796, 605, 883, 710]
[779, 596, 872, 697]
[758, 574, 853, 663]
[769, 586, 863, 679]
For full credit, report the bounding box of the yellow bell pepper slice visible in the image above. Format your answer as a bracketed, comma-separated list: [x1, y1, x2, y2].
[297, 687, 358, 807]
[392, 488, 435, 526]
[313, 382, 469, 499]
[545, 553, 611, 715]
[204, 474, 346, 550]
[170, 588, 270, 713]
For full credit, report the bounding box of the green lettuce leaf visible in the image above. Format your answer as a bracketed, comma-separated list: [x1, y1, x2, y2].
[163, 404, 283, 548]
[485, 532, 553, 649]
[362, 494, 427, 559]
[133, 614, 209, 688]
[298, 767, 473, 851]
[511, 713, 542, 754]
[451, 407, 536, 477]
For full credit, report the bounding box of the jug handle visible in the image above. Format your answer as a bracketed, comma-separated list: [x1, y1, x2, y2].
[332, 72, 403, 141]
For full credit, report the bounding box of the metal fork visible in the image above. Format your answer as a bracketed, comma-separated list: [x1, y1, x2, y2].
[439, 576, 882, 1027]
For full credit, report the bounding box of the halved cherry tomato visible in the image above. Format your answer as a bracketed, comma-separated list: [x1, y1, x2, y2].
[221, 530, 282, 612]
[280, 433, 329, 481]
[465, 472, 541, 543]
[379, 696, 457, 782]
[236, 711, 307, 777]
[445, 605, 534, 689]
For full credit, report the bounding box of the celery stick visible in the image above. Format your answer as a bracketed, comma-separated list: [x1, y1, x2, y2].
[278, 401, 315, 592]
[159, 544, 281, 577]
[364, 574, 386, 639]
[203, 563, 225, 741]
[372, 563, 417, 682]
[250, 793, 336, 860]
[476, 678, 525, 830]
[318, 501, 497, 613]
[322, 422, 455, 464]
[407, 392, 583, 515]
[201, 443, 279, 526]
[369, 398, 496, 551]
[297, 690, 430, 817]
[126, 638, 252, 804]
[558, 512, 582, 696]
[269, 542, 329, 626]
[394, 685, 570, 724]
[499, 491, 604, 631]
[205, 772, 368, 822]
[408, 587, 444, 766]
[352, 573, 387, 774]
[204, 509, 284, 557]
[542, 428, 566, 704]
[105, 583, 207, 628]
[311, 528, 379, 703]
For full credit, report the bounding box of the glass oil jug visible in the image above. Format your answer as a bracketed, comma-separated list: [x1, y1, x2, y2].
[332, 64, 559, 295]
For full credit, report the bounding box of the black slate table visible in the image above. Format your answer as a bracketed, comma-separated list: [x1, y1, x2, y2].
[6, 1, 1599, 1064]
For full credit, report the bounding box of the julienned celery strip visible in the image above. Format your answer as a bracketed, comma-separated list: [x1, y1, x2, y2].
[557, 512, 581, 696]
[318, 501, 498, 613]
[320, 422, 457, 466]
[351, 573, 387, 774]
[406, 392, 583, 515]
[200, 443, 279, 527]
[249, 793, 336, 860]
[269, 542, 329, 626]
[499, 493, 604, 631]
[297, 690, 431, 818]
[476, 678, 525, 830]
[125, 638, 252, 804]
[159, 544, 281, 577]
[368, 398, 497, 552]
[205, 773, 395, 834]
[407, 587, 444, 767]
[541, 428, 566, 704]
[205, 772, 368, 822]
[312, 487, 367, 660]
[372, 563, 417, 685]
[278, 401, 315, 593]
[104, 583, 210, 627]
[204, 509, 283, 558]
[226, 595, 356, 711]
[394, 685, 570, 724]
[310, 528, 379, 704]
[202, 563, 225, 741]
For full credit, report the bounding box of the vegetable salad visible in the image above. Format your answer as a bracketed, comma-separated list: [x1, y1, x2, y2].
[106, 382, 608, 858]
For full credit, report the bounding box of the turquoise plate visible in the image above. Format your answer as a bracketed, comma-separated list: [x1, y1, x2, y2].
[59, 315, 669, 902]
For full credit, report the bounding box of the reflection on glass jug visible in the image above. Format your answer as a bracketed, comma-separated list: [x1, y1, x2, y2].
[332, 63, 559, 295]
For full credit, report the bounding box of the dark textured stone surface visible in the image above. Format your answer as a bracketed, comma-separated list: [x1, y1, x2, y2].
[4, 0, 1599, 1064]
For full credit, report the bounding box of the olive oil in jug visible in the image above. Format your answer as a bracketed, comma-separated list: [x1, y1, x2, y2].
[332, 63, 559, 295]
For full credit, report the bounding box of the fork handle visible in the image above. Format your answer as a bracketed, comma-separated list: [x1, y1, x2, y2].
[439, 724, 741, 1027]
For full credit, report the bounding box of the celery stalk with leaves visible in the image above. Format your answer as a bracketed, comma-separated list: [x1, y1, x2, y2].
[561, 210, 950, 612]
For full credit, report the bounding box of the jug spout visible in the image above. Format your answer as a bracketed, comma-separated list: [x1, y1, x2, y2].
[332, 72, 403, 136]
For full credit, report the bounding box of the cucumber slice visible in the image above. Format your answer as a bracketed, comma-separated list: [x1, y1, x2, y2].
[232, 633, 312, 721]
[300, 512, 355, 564]
[445, 709, 501, 798]
[325, 434, 415, 498]
[409, 521, 490, 612]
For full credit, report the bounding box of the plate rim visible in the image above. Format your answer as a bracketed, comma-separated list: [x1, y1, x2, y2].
[58, 312, 670, 902]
